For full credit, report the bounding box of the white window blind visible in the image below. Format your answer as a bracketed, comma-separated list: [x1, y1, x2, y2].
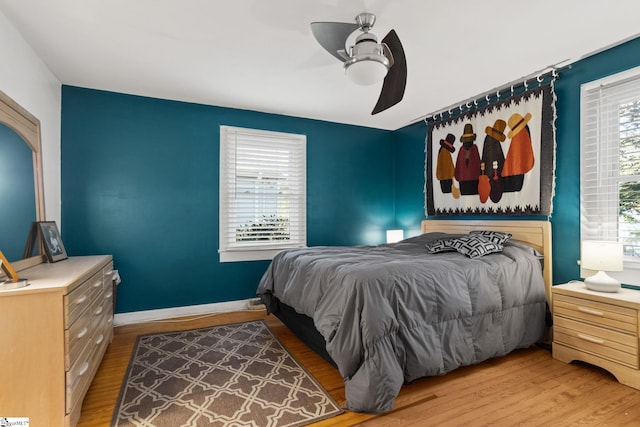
[581, 67, 640, 265]
[219, 126, 306, 262]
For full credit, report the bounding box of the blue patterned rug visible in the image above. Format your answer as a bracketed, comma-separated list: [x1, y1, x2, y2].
[112, 320, 342, 426]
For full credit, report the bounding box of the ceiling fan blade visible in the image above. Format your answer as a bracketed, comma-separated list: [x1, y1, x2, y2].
[310, 21, 360, 62]
[372, 29, 406, 115]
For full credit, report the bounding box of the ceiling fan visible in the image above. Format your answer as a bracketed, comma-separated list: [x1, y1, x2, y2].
[310, 12, 407, 115]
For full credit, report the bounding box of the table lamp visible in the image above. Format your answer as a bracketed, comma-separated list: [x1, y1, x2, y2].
[581, 240, 624, 292]
[386, 229, 404, 244]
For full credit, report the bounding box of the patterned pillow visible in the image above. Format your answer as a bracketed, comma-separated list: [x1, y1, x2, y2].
[450, 235, 503, 259]
[469, 230, 512, 245]
[425, 238, 457, 254]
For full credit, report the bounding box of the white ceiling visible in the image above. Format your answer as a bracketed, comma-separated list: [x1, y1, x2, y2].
[1, 0, 639, 130]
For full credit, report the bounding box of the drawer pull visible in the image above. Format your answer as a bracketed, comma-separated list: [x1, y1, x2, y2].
[74, 295, 88, 305]
[77, 327, 88, 339]
[93, 280, 102, 288]
[105, 292, 113, 299]
[96, 334, 104, 345]
[95, 306, 104, 316]
[578, 306, 604, 317]
[577, 333, 605, 345]
[77, 362, 89, 377]
[70, 362, 90, 388]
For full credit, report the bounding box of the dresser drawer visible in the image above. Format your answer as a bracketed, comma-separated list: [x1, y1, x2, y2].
[554, 294, 637, 334]
[64, 270, 104, 327]
[101, 289, 114, 333]
[66, 323, 109, 413]
[554, 316, 639, 368]
[65, 288, 105, 369]
[103, 263, 114, 286]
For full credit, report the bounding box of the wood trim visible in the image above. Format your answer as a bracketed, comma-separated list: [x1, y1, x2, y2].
[421, 219, 552, 304]
[113, 299, 252, 326]
[0, 89, 46, 272]
[554, 342, 640, 389]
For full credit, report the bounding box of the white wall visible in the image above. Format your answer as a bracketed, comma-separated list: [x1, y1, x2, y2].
[0, 10, 61, 225]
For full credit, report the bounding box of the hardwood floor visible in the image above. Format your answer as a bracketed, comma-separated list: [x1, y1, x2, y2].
[79, 310, 640, 426]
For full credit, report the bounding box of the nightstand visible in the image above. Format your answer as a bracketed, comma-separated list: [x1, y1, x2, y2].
[552, 281, 640, 390]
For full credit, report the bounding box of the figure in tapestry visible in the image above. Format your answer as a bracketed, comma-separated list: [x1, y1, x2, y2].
[481, 119, 507, 203]
[436, 133, 456, 194]
[502, 112, 535, 192]
[454, 123, 481, 195]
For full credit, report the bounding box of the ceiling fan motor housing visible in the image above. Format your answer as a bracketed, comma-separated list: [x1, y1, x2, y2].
[310, 12, 406, 113]
[344, 33, 390, 85]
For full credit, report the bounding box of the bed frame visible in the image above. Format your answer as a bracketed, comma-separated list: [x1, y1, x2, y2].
[421, 219, 552, 304]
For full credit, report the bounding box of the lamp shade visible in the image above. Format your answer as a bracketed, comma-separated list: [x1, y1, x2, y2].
[581, 240, 623, 272]
[581, 240, 623, 292]
[345, 59, 388, 85]
[386, 229, 404, 244]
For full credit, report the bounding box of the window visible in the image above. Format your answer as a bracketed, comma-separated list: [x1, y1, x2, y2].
[581, 66, 640, 273]
[219, 126, 306, 262]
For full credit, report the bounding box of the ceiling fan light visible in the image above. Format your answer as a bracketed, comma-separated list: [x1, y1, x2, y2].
[344, 35, 390, 85]
[345, 59, 389, 85]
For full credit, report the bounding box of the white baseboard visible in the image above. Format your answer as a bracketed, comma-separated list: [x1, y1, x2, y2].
[113, 299, 255, 326]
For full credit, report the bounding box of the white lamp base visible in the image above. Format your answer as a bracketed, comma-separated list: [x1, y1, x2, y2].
[584, 270, 621, 293]
[0, 279, 29, 290]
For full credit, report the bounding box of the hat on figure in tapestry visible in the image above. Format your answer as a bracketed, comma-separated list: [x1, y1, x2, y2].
[439, 133, 456, 153]
[460, 123, 476, 143]
[507, 113, 532, 138]
[485, 119, 507, 142]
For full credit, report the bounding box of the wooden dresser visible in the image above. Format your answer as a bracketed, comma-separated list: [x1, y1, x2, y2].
[552, 281, 640, 390]
[0, 255, 114, 427]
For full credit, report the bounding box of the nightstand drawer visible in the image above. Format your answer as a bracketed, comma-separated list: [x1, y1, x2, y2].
[554, 294, 637, 334]
[554, 316, 638, 368]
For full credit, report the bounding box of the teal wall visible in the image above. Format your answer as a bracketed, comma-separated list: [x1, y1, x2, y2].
[61, 36, 640, 313]
[392, 121, 426, 238]
[61, 86, 394, 313]
[393, 36, 640, 285]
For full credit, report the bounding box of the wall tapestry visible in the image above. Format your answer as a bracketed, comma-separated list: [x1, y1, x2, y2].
[425, 84, 556, 216]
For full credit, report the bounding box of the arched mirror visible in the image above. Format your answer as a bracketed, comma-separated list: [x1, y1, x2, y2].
[0, 89, 46, 272]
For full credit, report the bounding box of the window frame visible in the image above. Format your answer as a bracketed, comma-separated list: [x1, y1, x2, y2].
[580, 65, 640, 285]
[219, 125, 307, 262]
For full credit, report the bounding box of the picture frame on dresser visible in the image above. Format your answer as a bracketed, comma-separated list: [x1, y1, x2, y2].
[38, 221, 68, 262]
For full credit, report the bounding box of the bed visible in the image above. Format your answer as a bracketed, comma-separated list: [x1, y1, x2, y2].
[256, 219, 552, 413]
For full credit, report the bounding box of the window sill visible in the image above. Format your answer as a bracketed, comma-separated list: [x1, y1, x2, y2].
[219, 247, 304, 263]
[610, 261, 640, 287]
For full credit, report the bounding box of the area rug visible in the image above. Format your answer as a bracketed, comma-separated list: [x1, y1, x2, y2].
[112, 320, 343, 427]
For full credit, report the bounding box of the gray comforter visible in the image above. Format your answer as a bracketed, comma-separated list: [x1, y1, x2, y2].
[256, 232, 546, 413]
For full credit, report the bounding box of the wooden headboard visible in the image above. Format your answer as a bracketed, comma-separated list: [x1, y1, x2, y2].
[421, 219, 552, 304]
